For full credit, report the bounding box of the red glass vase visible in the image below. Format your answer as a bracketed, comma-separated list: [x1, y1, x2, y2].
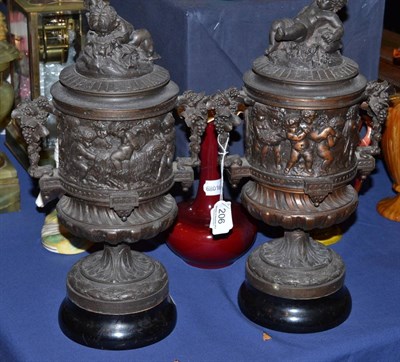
[167, 121, 257, 269]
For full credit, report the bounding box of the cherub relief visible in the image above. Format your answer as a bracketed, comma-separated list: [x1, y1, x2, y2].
[342, 105, 361, 166]
[156, 114, 175, 181]
[309, 115, 337, 171]
[284, 117, 314, 174]
[71, 126, 98, 183]
[252, 106, 286, 170]
[111, 127, 144, 171]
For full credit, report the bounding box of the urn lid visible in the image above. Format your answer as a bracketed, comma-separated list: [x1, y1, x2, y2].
[251, 55, 359, 85]
[243, 0, 367, 109]
[51, 0, 178, 119]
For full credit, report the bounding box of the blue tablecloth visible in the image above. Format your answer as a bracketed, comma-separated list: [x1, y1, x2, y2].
[2, 1, 399, 361]
[1, 140, 400, 361]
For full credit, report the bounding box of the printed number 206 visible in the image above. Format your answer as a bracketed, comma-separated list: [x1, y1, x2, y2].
[218, 208, 226, 224]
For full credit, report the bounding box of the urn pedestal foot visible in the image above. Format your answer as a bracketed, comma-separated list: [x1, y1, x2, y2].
[245, 230, 346, 299]
[59, 296, 177, 350]
[59, 244, 176, 350]
[238, 282, 351, 333]
[238, 229, 351, 332]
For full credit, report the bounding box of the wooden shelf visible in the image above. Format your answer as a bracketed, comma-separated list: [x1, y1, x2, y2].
[379, 29, 400, 90]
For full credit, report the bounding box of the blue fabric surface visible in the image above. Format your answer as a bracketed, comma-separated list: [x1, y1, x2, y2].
[111, 0, 385, 94]
[1, 142, 400, 361]
[1, 1, 398, 361]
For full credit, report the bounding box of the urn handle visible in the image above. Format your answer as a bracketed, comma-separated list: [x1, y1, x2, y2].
[173, 88, 254, 190]
[173, 90, 209, 191]
[356, 81, 391, 180]
[175, 90, 208, 167]
[210, 88, 252, 188]
[11, 96, 64, 204]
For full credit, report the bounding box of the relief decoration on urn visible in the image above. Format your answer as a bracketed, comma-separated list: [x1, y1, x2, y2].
[12, 0, 182, 349]
[246, 104, 360, 178]
[233, 0, 390, 333]
[57, 113, 175, 190]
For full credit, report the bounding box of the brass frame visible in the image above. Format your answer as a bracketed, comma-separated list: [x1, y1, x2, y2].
[7, 0, 84, 99]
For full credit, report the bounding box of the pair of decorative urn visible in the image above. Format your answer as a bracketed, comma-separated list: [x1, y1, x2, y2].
[12, 0, 389, 349]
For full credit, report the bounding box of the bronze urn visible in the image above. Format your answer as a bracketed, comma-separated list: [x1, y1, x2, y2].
[226, 0, 390, 332]
[12, 0, 193, 349]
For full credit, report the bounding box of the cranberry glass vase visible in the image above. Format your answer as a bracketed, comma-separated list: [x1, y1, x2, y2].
[167, 121, 256, 269]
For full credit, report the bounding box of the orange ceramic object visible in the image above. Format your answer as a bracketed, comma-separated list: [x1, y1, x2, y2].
[377, 95, 400, 222]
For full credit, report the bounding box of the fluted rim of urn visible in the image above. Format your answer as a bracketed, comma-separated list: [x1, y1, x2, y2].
[252, 56, 359, 85]
[58, 64, 171, 96]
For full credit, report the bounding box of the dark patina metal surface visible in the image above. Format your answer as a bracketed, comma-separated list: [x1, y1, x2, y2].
[225, 0, 390, 304]
[12, 0, 193, 348]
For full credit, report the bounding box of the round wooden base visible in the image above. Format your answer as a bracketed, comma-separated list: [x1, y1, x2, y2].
[238, 282, 351, 333]
[59, 296, 177, 350]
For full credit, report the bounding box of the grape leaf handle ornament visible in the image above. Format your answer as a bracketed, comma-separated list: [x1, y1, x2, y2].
[357, 81, 391, 180]
[173, 90, 208, 191]
[11, 97, 54, 178]
[210, 88, 253, 187]
[208, 88, 243, 146]
[175, 88, 249, 190]
[11, 97, 64, 204]
[176, 90, 208, 167]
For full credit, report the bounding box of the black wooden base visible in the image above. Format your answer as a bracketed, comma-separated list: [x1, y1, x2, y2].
[59, 296, 177, 350]
[238, 282, 351, 333]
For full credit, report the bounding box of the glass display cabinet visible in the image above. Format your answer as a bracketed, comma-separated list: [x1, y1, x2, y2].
[5, 0, 84, 169]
